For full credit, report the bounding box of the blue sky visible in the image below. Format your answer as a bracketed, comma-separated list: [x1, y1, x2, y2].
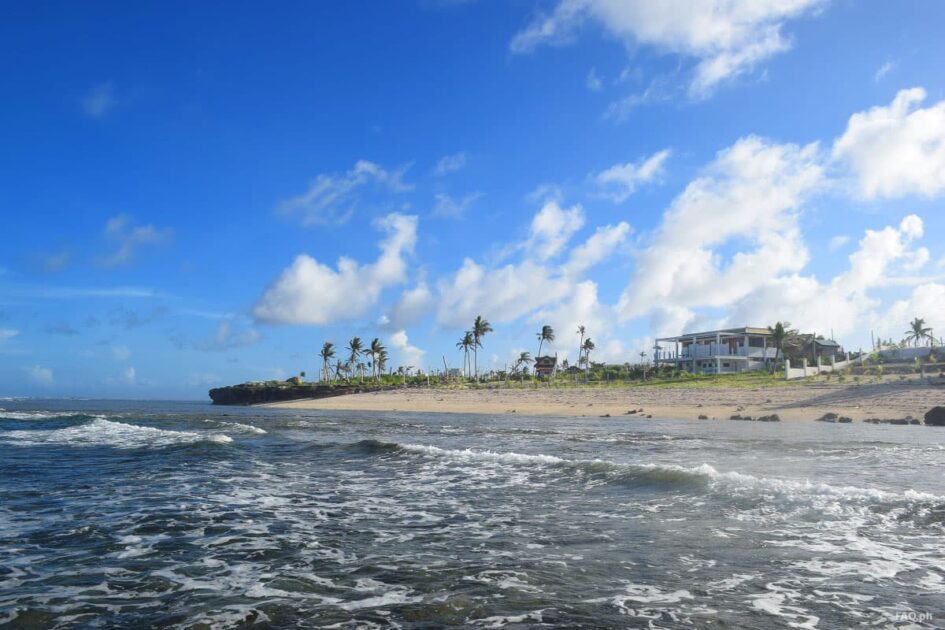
[2, 1, 944, 398]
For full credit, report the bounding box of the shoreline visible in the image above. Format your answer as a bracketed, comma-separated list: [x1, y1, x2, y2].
[261, 375, 942, 423]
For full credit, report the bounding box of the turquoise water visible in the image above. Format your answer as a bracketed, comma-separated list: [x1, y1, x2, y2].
[1, 400, 944, 628]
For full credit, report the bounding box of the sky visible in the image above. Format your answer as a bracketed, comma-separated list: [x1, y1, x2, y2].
[2, 0, 944, 399]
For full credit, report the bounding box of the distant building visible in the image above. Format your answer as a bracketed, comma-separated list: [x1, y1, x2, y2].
[655, 327, 778, 375]
[533, 355, 557, 379]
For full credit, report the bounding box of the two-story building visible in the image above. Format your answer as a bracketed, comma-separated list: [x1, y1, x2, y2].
[654, 326, 779, 374]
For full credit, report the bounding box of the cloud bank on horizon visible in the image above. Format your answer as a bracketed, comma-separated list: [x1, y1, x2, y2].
[1, 1, 944, 396]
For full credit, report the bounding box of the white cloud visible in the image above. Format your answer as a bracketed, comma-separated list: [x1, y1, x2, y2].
[253, 213, 417, 325]
[26, 365, 54, 386]
[721, 215, 930, 339]
[833, 87, 945, 199]
[618, 135, 824, 324]
[384, 283, 435, 329]
[436, 203, 630, 337]
[432, 192, 482, 219]
[106, 366, 137, 386]
[873, 60, 895, 83]
[0, 329, 18, 341]
[278, 160, 413, 225]
[434, 152, 467, 175]
[877, 283, 945, 344]
[586, 67, 603, 91]
[100, 215, 172, 267]
[82, 82, 116, 118]
[510, 0, 824, 96]
[111, 345, 132, 361]
[389, 329, 425, 368]
[594, 149, 670, 202]
[526, 200, 585, 260]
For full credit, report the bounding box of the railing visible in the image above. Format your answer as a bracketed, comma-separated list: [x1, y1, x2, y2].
[673, 345, 778, 360]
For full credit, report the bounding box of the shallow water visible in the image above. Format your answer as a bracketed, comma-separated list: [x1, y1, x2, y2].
[1, 399, 944, 628]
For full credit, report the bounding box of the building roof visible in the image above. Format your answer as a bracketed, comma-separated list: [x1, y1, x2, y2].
[814, 338, 841, 347]
[656, 326, 771, 342]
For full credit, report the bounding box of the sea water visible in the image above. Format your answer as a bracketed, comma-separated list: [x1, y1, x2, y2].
[1, 399, 944, 628]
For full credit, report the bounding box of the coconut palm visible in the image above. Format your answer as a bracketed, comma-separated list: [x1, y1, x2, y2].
[768, 322, 789, 363]
[582, 338, 595, 380]
[377, 348, 389, 378]
[471, 315, 493, 381]
[905, 317, 933, 347]
[515, 351, 532, 382]
[456, 331, 474, 379]
[367, 338, 385, 381]
[346, 337, 363, 382]
[536, 324, 555, 359]
[576, 325, 586, 372]
[320, 342, 336, 383]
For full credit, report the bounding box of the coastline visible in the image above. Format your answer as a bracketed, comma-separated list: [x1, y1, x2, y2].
[261, 375, 942, 422]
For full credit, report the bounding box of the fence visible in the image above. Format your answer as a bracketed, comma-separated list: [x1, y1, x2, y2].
[784, 353, 861, 380]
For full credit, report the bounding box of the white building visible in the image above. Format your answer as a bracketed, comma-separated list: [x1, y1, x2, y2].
[655, 326, 778, 374]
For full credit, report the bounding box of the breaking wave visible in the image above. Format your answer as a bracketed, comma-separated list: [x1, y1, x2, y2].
[353, 440, 943, 510]
[1, 417, 233, 448]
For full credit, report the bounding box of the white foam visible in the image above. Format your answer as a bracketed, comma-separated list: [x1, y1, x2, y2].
[401, 443, 565, 465]
[0, 410, 72, 420]
[1, 417, 233, 448]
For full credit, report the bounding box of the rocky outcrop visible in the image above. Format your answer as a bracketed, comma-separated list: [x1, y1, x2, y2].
[208, 382, 385, 405]
[817, 412, 853, 423]
[925, 407, 945, 426]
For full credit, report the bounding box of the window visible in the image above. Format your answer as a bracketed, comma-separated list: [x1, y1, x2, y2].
[749, 336, 765, 347]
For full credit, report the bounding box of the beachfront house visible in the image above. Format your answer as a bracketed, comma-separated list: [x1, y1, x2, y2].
[655, 327, 778, 375]
[533, 355, 557, 380]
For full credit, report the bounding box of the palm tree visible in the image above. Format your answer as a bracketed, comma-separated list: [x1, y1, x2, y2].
[319, 342, 336, 383]
[471, 315, 493, 382]
[346, 337, 363, 382]
[769, 322, 789, 363]
[515, 351, 532, 382]
[905, 317, 933, 347]
[536, 324, 555, 359]
[378, 348, 389, 378]
[456, 331, 474, 379]
[576, 325, 586, 372]
[582, 338, 595, 380]
[367, 338, 385, 381]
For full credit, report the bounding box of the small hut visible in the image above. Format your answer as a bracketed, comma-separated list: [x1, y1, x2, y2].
[533, 354, 557, 380]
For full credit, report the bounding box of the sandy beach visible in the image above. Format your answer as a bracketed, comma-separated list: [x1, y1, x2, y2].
[265, 375, 943, 422]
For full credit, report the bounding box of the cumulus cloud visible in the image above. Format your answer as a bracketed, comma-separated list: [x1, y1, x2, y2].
[253, 213, 417, 325]
[383, 283, 436, 329]
[100, 215, 172, 267]
[436, 202, 630, 339]
[0, 329, 18, 341]
[526, 200, 586, 260]
[389, 329, 425, 368]
[510, 0, 824, 96]
[278, 160, 413, 225]
[833, 88, 945, 199]
[594, 149, 670, 202]
[26, 365, 54, 386]
[617, 135, 824, 329]
[434, 152, 467, 175]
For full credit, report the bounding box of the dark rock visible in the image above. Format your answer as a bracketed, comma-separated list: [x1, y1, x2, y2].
[757, 414, 781, 422]
[730, 414, 742, 420]
[817, 412, 839, 422]
[600, 413, 611, 418]
[730, 414, 753, 421]
[209, 382, 381, 406]
[924, 407, 945, 426]
[888, 418, 909, 425]
[698, 414, 709, 420]
[838, 417, 853, 423]
[646, 414, 652, 418]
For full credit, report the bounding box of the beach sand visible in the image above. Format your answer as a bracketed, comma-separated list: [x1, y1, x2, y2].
[264, 375, 943, 422]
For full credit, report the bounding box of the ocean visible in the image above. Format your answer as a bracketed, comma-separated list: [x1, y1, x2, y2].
[1, 399, 943, 628]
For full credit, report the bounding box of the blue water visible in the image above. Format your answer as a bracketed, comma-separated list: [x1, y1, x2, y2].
[1, 399, 944, 628]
